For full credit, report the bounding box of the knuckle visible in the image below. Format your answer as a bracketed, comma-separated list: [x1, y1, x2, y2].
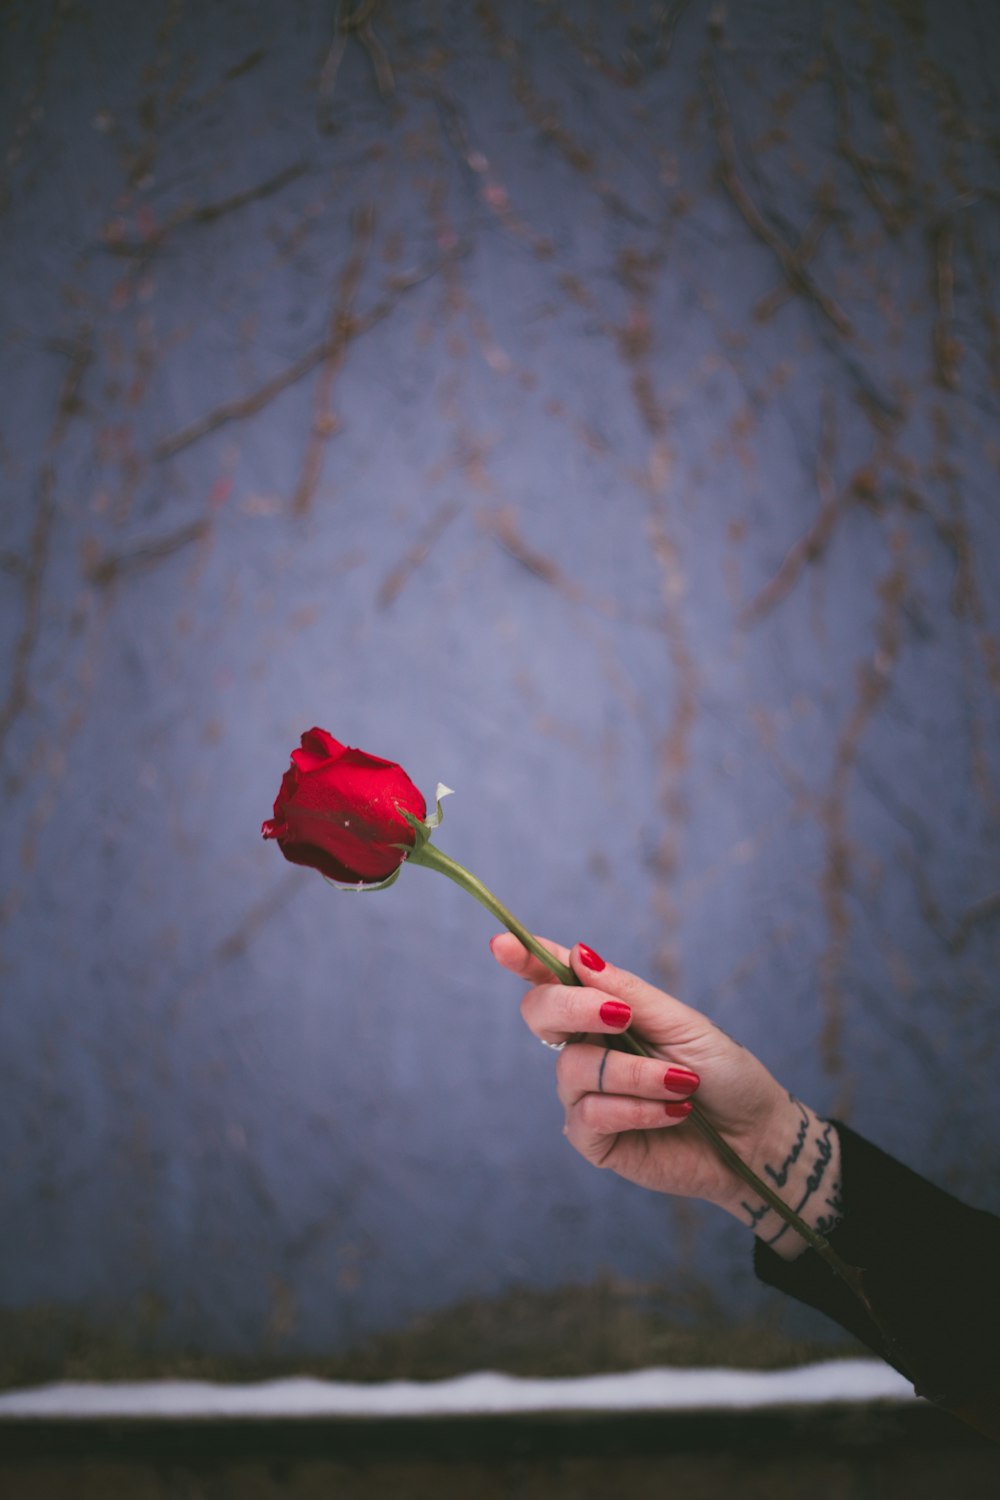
[562, 1113, 591, 1155]
[609, 967, 641, 1002]
[558, 990, 583, 1028]
[520, 983, 554, 1022]
[575, 1094, 600, 1130]
[624, 1056, 647, 1094]
[626, 1098, 651, 1130]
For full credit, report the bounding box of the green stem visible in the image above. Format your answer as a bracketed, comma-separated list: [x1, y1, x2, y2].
[406, 840, 577, 986]
[406, 839, 902, 1355]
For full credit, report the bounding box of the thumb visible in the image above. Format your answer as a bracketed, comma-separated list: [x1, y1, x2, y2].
[490, 930, 573, 984]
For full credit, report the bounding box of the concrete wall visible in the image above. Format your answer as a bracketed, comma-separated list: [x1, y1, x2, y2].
[2, 0, 999, 1382]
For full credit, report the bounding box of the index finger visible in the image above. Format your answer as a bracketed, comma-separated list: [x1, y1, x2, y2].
[489, 931, 573, 985]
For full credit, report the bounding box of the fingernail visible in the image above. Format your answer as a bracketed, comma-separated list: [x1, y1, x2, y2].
[599, 999, 631, 1028]
[665, 1100, 693, 1119]
[664, 1066, 700, 1096]
[578, 944, 606, 972]
[489, 935, 499, 955]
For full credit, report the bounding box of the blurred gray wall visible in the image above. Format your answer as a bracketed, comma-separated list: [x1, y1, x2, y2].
[1, 0, 999, 1383]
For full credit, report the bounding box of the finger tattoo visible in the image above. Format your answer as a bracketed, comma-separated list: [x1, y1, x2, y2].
[597, 1044, 612, 1094]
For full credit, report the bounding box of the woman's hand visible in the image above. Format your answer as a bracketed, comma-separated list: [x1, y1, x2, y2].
[491, 933, 842, 1259]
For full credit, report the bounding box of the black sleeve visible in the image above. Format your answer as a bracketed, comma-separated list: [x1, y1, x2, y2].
[753, 1121, 1000, 1409]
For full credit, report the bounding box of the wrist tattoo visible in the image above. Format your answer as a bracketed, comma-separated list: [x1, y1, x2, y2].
[814, 1176, 844, 1237]
[742, 1197, 772, 1229]
[739, 1095, 809, 1226]
[743, 1116, 845, 1242]
[763, 1096, 809, 1189]
[764, 1119, 836, 1248]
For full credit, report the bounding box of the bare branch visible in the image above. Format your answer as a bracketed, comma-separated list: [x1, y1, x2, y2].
[704, 49, 853, 339]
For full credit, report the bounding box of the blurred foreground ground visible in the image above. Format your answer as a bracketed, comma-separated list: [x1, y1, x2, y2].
[2, 1407, 1000, 1500]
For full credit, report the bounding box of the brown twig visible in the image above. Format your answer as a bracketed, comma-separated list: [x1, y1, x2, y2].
[930, 217, 961, 389]
[647, 509, 699, 994]
[819, 533, 908, 1076]
[753, 198, 834, 324]
[225, 48, 265, 81]
[704, 49, 853, 339]
[651, 0, 697, 70]
[0, 333, 91, 757]
[102, 162, 308, 256]
[291, 204, 375, 516]
[84, 519, 211, 589]
[949, 892, 1000, 954]
[154, 341, 345, 460]
[318, 0, 394, 131]
[939, 469, 1000, 699]
[740, 397, 843, 626]
[377, 501, 462, 608]
[825, 34, 908, 235]
[479, 506, 582, 600]
[154, 243, 468, 463]
[963, 216, 1000, 392]
[476, 0, 646, 227]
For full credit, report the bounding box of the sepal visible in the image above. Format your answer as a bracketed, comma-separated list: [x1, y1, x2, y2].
[322, 865, 403, 893]
[396, 784, 454, 853]
[426, 783, 454, 830]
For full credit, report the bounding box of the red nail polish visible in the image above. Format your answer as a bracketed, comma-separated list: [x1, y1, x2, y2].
[578, 944, 606, 972]
[665, 1100, 693, 1119]
[664, 1066, 700, 1096]
[599, 999, 631, 1028]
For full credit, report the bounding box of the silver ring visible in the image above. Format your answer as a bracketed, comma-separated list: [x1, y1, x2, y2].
[540, 1031, 586, 1052]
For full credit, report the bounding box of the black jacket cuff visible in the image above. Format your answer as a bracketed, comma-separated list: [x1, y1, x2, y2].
[753, 1121, 1000, 1406]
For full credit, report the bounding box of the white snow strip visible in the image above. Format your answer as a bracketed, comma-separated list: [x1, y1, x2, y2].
[0, 1362, 915, 1419]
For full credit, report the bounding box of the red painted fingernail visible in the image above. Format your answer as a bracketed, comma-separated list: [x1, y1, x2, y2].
[665, 1100, 693, 1119]
[578, 944, 606, 972]
[664, 1066, 700, 1096]
[599, 999, 631, 1028]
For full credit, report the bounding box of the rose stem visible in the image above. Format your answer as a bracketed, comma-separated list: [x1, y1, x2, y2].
[406, 840, 578, 985]
[405, 839, 878, 1312]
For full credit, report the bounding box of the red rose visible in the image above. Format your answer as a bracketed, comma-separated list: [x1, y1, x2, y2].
[262, 728, 427, 885]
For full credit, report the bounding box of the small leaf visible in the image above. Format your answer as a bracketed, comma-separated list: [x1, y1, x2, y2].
[425, 784, 454, 830]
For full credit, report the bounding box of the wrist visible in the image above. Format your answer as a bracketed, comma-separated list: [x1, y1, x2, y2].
[723, 1097, 844, 1260]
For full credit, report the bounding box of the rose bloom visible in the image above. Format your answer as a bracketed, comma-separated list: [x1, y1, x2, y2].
[262, 728, 426, 884]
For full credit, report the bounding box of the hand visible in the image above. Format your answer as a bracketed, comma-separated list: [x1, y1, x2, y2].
[491, 933, 842, 1259]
